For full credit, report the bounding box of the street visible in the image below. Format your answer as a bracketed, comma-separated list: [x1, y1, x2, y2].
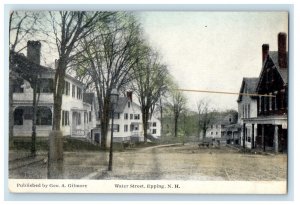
[9, 144, 287, 181]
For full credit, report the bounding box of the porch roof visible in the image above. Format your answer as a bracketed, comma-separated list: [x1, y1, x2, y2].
[242, 115, 287, 126]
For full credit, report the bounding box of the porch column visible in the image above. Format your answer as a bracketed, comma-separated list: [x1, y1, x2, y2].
[274, 125, 279, 153]
[262, 125, 265, 152]
[251, 124, 254, 149]
[243, 123, 246, 148]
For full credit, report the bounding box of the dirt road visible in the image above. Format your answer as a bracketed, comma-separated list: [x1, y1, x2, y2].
[96, 143, 287, 181]
[9, 143, 287, 180]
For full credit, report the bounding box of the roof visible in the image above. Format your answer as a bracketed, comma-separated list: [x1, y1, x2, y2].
[237, 77, 259, 102]
[268, 51, 288, 84]
[83, 93, 95, 105]
[10, 50, 86, 87]
[10, 50, 54, 79]
[256, 51, 288, 92]
[210, 113, 237, 125]
[115, 97, 128, 113]
[114, 97, 140, 113]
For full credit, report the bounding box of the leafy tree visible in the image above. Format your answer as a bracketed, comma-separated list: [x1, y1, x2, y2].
[132, 47, 169, 143]
[75, 12, 142, 147]
[167, 88, 187, 138]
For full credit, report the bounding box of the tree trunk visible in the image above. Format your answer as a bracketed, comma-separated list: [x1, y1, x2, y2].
[101, 96, 110, 148]
[160, 98, 163, 137]
[49, 59, 66, 179]
[174, 115, 178, 138]
[142, 109, 149, 143]
[53, 61, 66, 131]
[197, 115, 201, 138]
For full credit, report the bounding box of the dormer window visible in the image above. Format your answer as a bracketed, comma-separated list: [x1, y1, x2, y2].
[128, 102, 130, 108]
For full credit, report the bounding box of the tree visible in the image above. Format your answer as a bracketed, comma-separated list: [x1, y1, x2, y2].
[200, 105, 214, 139]
[168, 89, 187, 138]
[47, 11, 114, 132]
[75, 12, 142, 147]
[196, 99, 210, 138]
[132, 47, 169, 143]
[9, 11, 41, 52]
[9, 11, 42, 153]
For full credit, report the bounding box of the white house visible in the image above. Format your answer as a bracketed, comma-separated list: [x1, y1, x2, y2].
[237, 77, 259, 149]
[106, 92, 161, 147]
[205, 113, 237, 139]
[11, 41, 97, 140]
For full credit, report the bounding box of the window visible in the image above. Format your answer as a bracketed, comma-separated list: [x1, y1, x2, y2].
[64, 81, 70, 95]
[23, 107, 33, 120]
[39, 78, 53, 93]
[211, 125, 213, 129]
[130, 114, 133, 120]
[124, 113, 128, 120]
[72, 84, 76, 98]
[77, 87, 82, 99]
[247, 104, 250, 118]
[269, 94, 272, 111]
[258, 96, 262, 113]
[14, 108, 24, 125]
[134, 114, 140, 120]
[124, 125, 128, 132]
[109, 124, 119, 132]
[12, 78, 24, 93]
[152, 129, 156, 134]
[128, 102, 130, 108]
[153, 122, 157, 127]
[263, 96, 267, 111]
[211, 132, 213, 135]
[247, 136, 251, 142]
[130, 124, 134, 131]
[62, 110, 69, 126]
[36, 107, 52, 125]
[216, 132, 218, 135]
[89, 111, 92, 122]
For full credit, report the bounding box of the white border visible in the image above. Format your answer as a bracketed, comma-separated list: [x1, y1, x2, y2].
[1, 1, 298, 203]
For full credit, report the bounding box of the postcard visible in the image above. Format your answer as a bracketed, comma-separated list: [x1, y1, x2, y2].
[8, 10, 288, 194]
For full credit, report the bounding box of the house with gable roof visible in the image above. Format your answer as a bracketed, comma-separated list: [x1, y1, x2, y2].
[237, 77, 259, 148]
[105, 92, 161, 147]
[238, 32, 288, 152]
[11, 41, 97, 140]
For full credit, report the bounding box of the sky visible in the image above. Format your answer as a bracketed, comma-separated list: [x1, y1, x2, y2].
[136, 12, 288, 112]
[9, 11, 288, 113]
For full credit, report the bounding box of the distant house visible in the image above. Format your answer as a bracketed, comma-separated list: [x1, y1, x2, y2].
[205, 112, 239, 144]
[237, 77, 259, 148]
[106, 92, 161, 147]
[11, 41, 97, 140]
[239, 32, 288, 152]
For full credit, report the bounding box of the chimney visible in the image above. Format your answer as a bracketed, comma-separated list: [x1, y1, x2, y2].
[278, 32, 287, 68]
[127, 91, 133, 102]
[27, 41, 41, 65]
[262, 44, 269, 65]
